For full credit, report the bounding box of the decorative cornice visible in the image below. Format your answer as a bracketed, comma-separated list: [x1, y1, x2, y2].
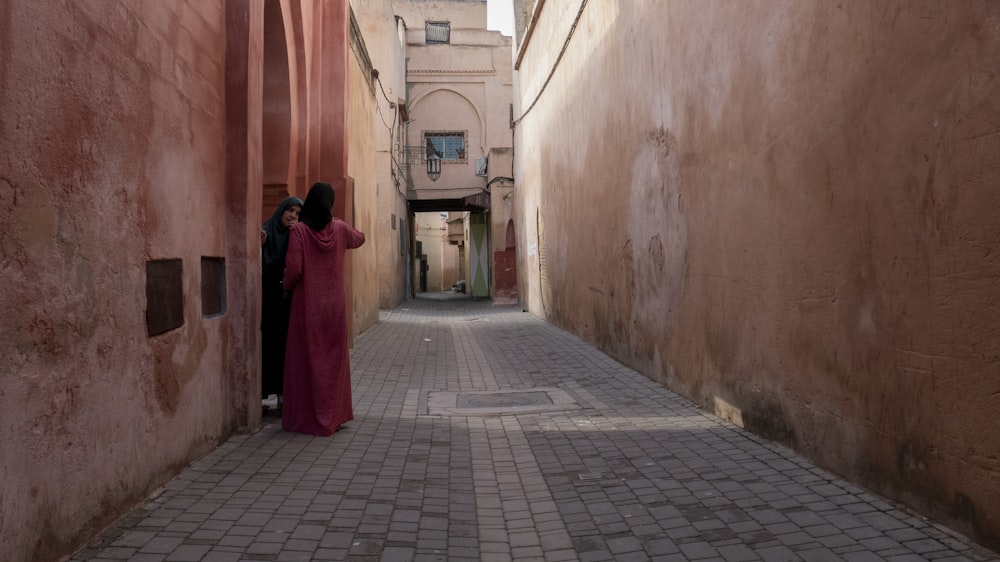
[408, 69, 497, 75]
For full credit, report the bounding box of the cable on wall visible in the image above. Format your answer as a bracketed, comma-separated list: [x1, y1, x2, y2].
[511, 0, 588, 128]
[373, 71, 408, 199]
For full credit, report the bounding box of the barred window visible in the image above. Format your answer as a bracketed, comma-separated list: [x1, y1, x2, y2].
[424, 131, 467, 162]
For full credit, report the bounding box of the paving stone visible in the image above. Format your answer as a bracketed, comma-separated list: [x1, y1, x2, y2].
[93, 547, 137, 559]
[716, 543, 761, 562]
[65, 301, 998, 562]
[164, 544, 211, 561]
[201, 551, 241, 562]
[679, 541, 720, 559]
[139, 537, 184, 554]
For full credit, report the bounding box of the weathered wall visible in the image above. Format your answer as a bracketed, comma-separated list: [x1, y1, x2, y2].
[0, 1, 375, 560]
[352, 0, 410, 308]
[393, 0, 487, 34]
[347, 19, 381, 335]
[488, 148, 515, 252]
[0, 2, 239, 560]
[513, 0, 1000, 549]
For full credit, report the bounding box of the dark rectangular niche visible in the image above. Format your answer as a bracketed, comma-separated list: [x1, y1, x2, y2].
[146, 259, 184, 336]
[201, 257, 226, 318]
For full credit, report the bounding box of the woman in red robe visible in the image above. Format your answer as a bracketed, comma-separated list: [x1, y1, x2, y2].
[281, 182, 366, 435]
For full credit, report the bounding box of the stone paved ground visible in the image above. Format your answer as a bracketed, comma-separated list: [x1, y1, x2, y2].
[71, 297, 999, 561]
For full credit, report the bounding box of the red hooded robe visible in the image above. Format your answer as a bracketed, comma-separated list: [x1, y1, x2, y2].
[282, 218, 365, 435]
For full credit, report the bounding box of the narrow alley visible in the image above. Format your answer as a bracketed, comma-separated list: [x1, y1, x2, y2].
[69, 298, 999, 562]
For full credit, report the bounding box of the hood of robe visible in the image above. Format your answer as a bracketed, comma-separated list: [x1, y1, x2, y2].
[302, 221, 338, 253]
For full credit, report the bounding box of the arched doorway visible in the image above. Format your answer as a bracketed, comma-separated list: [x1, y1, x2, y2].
[261, 0, 294, 219]
[493, 219, 518, 302]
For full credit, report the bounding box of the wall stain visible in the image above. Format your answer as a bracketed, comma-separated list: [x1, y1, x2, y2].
[953, 492, 981, 538]
[896, 439, 932, 479]
[741, 393, 798, 447]
[988, 0, 1000, 19]
[648, 234, 665, 275]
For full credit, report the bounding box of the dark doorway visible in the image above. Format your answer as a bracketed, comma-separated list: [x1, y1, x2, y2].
[416, 241, 428, 292]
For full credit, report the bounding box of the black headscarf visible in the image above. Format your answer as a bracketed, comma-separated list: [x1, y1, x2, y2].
[262, 196, 303, 270]
[300, 182, 335, 231]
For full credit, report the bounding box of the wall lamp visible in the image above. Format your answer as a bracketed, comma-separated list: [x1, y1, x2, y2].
[427, 153, 442, 182]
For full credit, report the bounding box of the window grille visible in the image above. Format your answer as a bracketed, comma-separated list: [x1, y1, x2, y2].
[424, 131, 467, 162]
[426, 21, 450, 44]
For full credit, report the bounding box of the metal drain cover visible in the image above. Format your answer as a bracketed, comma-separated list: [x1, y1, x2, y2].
[456, 391, 550, 408]
[427, 388, 580, 416]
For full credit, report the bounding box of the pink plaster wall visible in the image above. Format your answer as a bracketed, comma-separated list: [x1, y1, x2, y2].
[262, 0, 293, 194]
[513, 0, 1000, 549]
[225, 0, 266, 435]
[0, 1, 261, 560]
[0, 1, 376, 559]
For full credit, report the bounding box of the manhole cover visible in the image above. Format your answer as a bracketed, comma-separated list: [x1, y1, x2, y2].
[456, 391, 550, 408]
[426, 388, 580, 416]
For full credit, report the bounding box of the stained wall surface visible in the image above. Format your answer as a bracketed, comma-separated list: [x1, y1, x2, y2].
[352, 0, 410, 308]
[347, 20, 381, 335]
[0, 1, 380, 560]
[0, 2, 236, 560]
[512, 0, 1000, 549]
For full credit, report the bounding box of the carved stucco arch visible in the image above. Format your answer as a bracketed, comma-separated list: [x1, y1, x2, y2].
[409, 86, 487, 152]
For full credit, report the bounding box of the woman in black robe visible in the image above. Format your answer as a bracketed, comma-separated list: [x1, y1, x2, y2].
[261, 196, 303, 406]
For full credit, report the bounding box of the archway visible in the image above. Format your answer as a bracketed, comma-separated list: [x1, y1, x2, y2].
[493, 219, 518, 302]
[261, 0, 293, 219]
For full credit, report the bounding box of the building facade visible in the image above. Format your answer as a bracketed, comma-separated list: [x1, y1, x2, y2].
[510, 0, 1000, 550]
[392, 0, 515, 300]
[352, 0, 412, 309]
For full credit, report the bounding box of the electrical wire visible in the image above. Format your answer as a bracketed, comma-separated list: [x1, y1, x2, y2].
[512, 0, 588, 128]
[373, 72, 408, 199]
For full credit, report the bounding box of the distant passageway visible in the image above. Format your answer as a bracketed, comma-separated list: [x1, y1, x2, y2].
[71, 300, 999, 561]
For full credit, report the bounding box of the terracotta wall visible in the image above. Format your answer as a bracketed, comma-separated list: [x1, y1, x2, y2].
[513, 0, 1000, 549]
[0, 1, 379, 560]
[0, 2, 239, 560]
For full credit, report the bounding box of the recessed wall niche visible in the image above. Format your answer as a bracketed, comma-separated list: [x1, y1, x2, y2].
[201, 257, 226, 317]
[146, 259, 184, 336]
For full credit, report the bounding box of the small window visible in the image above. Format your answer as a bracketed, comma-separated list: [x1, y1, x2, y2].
[426, 21, 450, 44]
[424, 131, 467, 162]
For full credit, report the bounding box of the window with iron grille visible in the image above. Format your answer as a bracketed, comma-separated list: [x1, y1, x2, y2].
[424, 131, 467, 162]
[426, 21, 450, 44]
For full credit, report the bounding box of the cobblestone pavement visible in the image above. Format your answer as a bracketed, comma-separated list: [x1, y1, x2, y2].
[71, 298, 999, 561]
